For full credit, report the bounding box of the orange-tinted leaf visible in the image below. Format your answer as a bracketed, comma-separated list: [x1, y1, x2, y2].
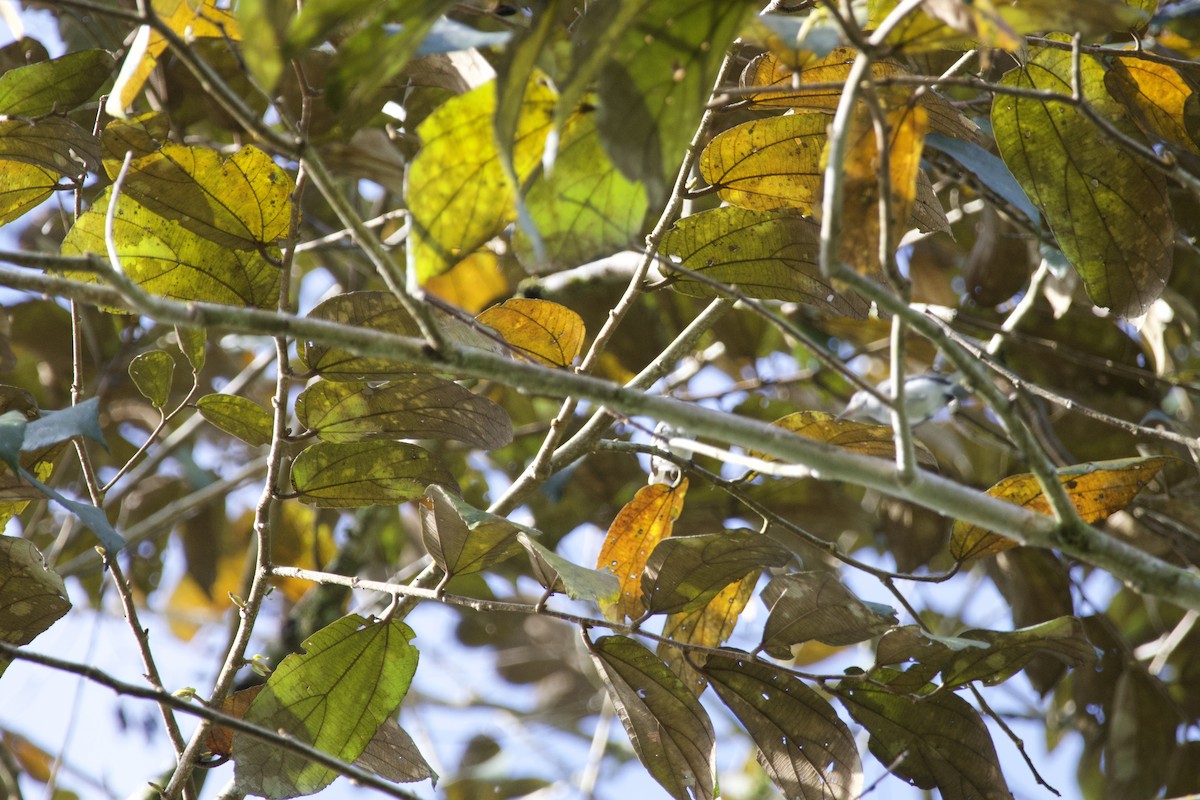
[423, 250, 509, 313]
[758, 411, 936, 468]
[951, 456, 1175, 561]
[1105, 57, 1199, 155]
[477, 298, 585, 368]
[596, 479, 688, 621]
[660, 571, 759, 696]
[206, 685, 265, 757]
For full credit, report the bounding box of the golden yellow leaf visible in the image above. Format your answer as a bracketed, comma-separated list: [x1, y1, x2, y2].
[423, 250, 509, 313]
[660, 570, 758, 696]
[757, 411, 937, 467]
[166, 550, 244, 641]
[952, 456, 1175, 561]
[206, 685, 264, 757]
[1106, 57, 1199, 156]
[477, 298, 585, 368]
[699, 114, 827, 212]
[0, 730, 55, 783]
[597, 480, 688, 622]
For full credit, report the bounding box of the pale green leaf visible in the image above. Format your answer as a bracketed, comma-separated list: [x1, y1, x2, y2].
[128, 350, 175, 409]
[197, 395, 274, 447]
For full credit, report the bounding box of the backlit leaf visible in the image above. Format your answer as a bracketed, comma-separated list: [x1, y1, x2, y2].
[661, 206, 870, 317]
[0, 117, 100, 177]
[835, 667, 1014, 800]
[518, 532, 621, 607]
[128, 350, 175, 409]
[704, 653, 862, 800]
[0, 161, 57, 225]
[295, 376, 512, 450]
[660, 571, 758, 696]
[0, 537, 71, 678]
[423, 250, 508, 313]
[476, 298, 585, 368]
[588, 635, 716, 800]
[951, 456, 1174, 561]
[407, 78, 556, 281]
[197, 394, 274, 448]
[176, 326, 206, 373]
[1105, 56, 1199, 155]
[0, 49, 113, 116]
[512, 113, 648, 274]
[641, 530, 790, 616]
[760, 572, 897, 656]
[595, 0, 752, 206]
[233, 615, 418, 798]
[596, 480, 688, 621]
[419, 485, 530, 579]
[992, 43, 1173, 316]
[61, 189, 281, 309]
[290, 441, 453, 508]
[759, 411, 937, 467]
[699, 114, 827, 212]
[555, 0, 649, 132]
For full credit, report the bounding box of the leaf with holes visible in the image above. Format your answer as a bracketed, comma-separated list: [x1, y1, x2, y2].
[952, 456, 1175, 561]
[477, 298, 585, 368]
[291, 441, 453, 509]
[642, 530, 790, 616]
[596, 480, 688, 621]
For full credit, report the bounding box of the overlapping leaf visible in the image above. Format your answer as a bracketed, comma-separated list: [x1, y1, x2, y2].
[1105, 56, 1199, 155]
[660, 572, 758, 696]
[0, 48, 113, 116]
[233, 615, 419, 798]
[419, 485, 530, 579]
[0, 117, 100, 177]
[704, 653, 861, 800]
[699, 115, 827, 212]
[290, 441, 452, 508]
[759, 572, 897, 657]
[992, 43, 1173, 316]
[407, 77, 556, 281]
[518, 533, 620, 607]
[597, 480, 688, 621]
[759, 411, 937, 468]
[197, 395, 274, 447]
[587, 635, 716, 800]
[952, 456, 1174, 561]
[476, 298, 585, 368]
[295, 376, 512, 450]
[661, 207, 870, 317]
[641, 530, 790, 616]
[0, 537, 71, 678]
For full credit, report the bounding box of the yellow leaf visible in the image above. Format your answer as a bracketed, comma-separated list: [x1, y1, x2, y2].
[597, 480, 688, 622]
[106, 0, 241, 118]
[660, 570, 758, 696]
[0, 161, 56, 225]
[758, 411, 937, 467]
[699, 114, 827, 212]
[423, 249, 509, 313]
[477, 298, 585, 368]
[166, 550, 244, 641]
[1105, 57, 1199, 155]
[952, 456, 1175, 561]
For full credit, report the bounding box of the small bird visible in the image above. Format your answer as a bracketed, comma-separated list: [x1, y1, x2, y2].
[840, 374, 969, 425]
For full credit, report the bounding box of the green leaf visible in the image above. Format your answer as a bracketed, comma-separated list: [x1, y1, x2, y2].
[234, 615, 419, 798]
[196, 395, 275, 447]
[759, 573, 896, 657]
[299, 291, 502, 380]
[641, 530, 789, 616]
[512, 113, 648, 275]
[176, 326, 206, 372]
[0, 536, 71, 679]
[0, 117, 100, 177]
[0, 49, 114, 116]
[587, 635, 716, 800]
[835, 668, 1013, 800]
[0, 161, 57, 225]
[61, 189, 282, 309]
[291, 441, 453, 508]
[517, 532, 621, 606]
[992, 42, 1173, 316]
[408, 77, 556, 281]
[704, 653, 862, 800]
[419, 485, 530, 579]
[595, 1, 752, 207]
[662, 207, 870, 317]
[556, 0, 650, 132]
[1105, 669, 1177, 799]
[113, 144, 294, 250]
[128, 350, 175, 409]
[295, 376, 512, 450]
[234, 0, 290, 92]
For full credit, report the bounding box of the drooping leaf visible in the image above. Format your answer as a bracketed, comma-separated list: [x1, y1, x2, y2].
[595, 0, 753, 206]
[0, 537, 71, 679]
[661, 206, 870, 317]
[698, 114, 827, 212]
[1105, 56, 1199, 155]
[109, 144, 294, 250]
[299, 291, 502, 380]
[295, 376, 512, 450]
[758, 411, 937, 468]
[233, 615, 419, 798]
[290, 441, 453, 508]
[596, 479, 688, 621]
[196, 395, 275, 448]
[704, 653, 862, 800]
[759, 572, 897, 657]
[176, 326, 206, 373]
[476, 298, 586, 368]
[951, 456, 1175, 561]
[0, 49, 114, 116]
[233, 0, 291, 93]
[407, 77, 556, 281]
[555, 0, 650, 132]
[834, 667, 1014, 800]
[61, 189, 281, 309]
[512, 113, 648, 274]
[587, 635, 716, 800]
[128, 350, 175, 409]
[641, 530, 790, 616]
[517, 532, 621, 607]
[354, 721, 438, 786]
[419, 485, 530, 579]
[0, 117, 100, 177]
[660, 571, 759, 696]
[992, 42, 1173, 316]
